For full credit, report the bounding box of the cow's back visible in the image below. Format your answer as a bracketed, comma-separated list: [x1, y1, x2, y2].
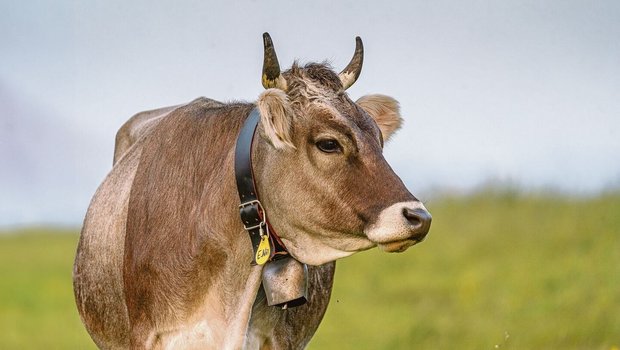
[113, 97, 224, 164]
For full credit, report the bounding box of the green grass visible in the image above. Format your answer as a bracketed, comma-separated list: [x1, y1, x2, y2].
[1, 192, 619, 349]
[0, 228, 95, 349]
[310, 191, 620, 349]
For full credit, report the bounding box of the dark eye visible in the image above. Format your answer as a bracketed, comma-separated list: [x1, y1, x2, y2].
[316, 139, 341, 153]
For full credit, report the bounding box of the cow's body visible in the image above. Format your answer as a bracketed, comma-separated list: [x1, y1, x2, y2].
[75, 100, 336, 349]
[74, 34, 431, 349]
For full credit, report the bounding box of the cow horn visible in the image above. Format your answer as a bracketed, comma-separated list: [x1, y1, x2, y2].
[262, 33, 287, 91]
[338, 36, 364, 90]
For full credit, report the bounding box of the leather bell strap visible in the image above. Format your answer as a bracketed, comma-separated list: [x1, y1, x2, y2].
[234, 108, 289, 265]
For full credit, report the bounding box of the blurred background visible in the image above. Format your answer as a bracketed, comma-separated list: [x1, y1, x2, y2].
[1, 0, 618, 348]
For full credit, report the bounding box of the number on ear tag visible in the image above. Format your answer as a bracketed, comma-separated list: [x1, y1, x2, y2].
[255, 235, 271, 265]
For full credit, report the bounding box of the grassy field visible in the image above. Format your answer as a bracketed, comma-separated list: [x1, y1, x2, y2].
[1, 191, 619, 349]
[0, 228, 95, 349]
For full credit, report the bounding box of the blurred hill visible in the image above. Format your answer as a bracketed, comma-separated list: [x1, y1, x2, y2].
[0, 85, 106, 227]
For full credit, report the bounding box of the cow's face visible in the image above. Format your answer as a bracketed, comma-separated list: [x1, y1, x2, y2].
[253, 35, 431, 265]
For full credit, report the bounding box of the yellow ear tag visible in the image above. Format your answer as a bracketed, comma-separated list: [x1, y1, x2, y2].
[255, 235, 271, 265]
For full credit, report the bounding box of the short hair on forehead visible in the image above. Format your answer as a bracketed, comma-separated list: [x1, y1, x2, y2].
[283, 62, 344, 104]
[280, 63, 382, 143]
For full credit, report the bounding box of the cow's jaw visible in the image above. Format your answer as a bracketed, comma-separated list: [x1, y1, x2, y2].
[280, 233, 375, 266]
[376, 239, 420, 253]
[275, 200, 431, 265]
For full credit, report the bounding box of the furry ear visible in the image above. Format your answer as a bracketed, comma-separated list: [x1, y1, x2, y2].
[356, 94, 403, 142]
[257, 89, 295, 150]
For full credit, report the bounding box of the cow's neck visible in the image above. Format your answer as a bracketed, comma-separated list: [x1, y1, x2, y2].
[190, 107, 284, 348]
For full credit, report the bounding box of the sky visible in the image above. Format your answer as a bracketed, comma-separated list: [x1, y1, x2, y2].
[1, 0, 619, 226]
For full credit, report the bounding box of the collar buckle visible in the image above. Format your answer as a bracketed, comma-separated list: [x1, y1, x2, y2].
[239, 199, 267, 231]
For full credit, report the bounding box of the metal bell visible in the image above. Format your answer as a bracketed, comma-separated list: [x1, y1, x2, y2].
[261, 256, 308, 308]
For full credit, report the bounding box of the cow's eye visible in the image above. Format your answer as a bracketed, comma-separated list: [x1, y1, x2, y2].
[316, 139, 341, 153]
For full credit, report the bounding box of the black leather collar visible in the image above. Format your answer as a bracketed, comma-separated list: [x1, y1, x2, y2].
[234, 108, 289, 265]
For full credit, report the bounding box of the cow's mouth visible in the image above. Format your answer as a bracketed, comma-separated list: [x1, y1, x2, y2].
[376, 238, 422, 253]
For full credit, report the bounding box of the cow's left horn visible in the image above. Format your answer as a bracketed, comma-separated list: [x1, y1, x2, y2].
[339, 36, 364, 90]
[262, 33, 288, 91]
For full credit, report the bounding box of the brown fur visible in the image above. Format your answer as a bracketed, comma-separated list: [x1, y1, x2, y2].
[123, 101, 252, 347]
[113, 97, 225, 164]
[74, 60, 425, 349]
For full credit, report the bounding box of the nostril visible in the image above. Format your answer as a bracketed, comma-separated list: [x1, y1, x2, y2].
[402, 208, 432, 234]
[402, 208, 421, 227]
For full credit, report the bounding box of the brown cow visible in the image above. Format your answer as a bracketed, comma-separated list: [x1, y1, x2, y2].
[73, 33, 431, 349]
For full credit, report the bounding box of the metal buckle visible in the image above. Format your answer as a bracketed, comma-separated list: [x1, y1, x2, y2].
[239, 199, 263, 210]
[239, 199, 267, 231]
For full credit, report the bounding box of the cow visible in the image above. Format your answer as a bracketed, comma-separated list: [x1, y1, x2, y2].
[73, 33, 432, 349]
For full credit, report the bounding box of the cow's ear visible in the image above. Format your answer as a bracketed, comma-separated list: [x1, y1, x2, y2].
[356, 94, 402, 143]
[257, 89, 295, 150]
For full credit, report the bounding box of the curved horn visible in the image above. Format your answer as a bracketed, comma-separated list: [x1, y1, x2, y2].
[338, 36, 364, 90]
[262, 33, 287, 90]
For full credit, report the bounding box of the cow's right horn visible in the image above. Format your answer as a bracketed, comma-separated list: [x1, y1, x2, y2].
[262, 33, 288, 91]
[339, 36, 364, 90]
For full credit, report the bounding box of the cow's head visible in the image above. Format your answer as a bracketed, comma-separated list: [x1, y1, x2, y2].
[254, 33, 431, 265]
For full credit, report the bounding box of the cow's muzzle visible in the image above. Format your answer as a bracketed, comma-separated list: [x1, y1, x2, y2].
[364, 201, 432, 252]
